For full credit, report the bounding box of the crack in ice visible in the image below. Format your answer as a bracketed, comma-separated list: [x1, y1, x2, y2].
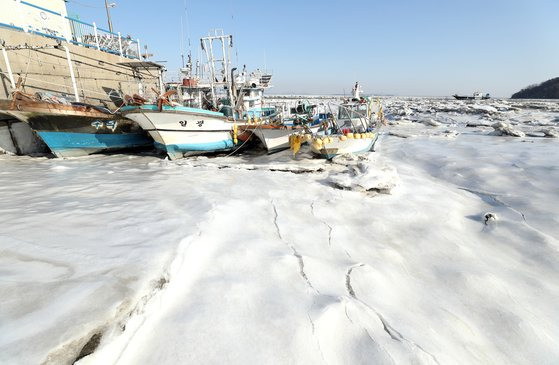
[307, 309, 328, 364]
[180, 161, 324, 174]
[310, 201, 333, 247]
[459, 187, 527, 223]
[344, 302, 396, 365]
[272, 200, 317, 293]
[65, 206, 218, 365]
[345, 264, 441, 365]
[459, 187, 559, 246]
[345, 264, 364, 299]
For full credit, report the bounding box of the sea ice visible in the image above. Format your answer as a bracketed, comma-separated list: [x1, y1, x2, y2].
[327, 153, 399, 194]
[490, 121, 525, 137]
[1, 97, 558, 365]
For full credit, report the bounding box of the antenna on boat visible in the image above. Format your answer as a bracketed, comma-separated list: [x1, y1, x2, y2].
[228, 0, 239, 65]
[182, 0, 192, 67]
[180, 16, 185, 68]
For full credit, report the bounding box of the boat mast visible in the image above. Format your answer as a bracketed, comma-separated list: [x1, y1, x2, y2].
[200, 30, 236, 109]
[201, 37, 217, 107]
[220, 35, 235, 108]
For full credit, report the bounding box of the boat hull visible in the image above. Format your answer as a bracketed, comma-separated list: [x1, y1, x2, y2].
[35, 130, 151, 158]
[1, 100, 151, 158]
[0, 114, 48, 155]
[311, 135, 376, 159]
[253, 127, 292, 152]
[249, 126, 296, 152]
[241, 124, 319, 153]
[453, 95, 490, 100]
[7, 111, 151, 158]
[123, 106, 238, 159]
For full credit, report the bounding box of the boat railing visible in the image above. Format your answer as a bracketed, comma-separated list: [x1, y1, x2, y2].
[330, 103, 371, 133]
[13, 1, 141, 59]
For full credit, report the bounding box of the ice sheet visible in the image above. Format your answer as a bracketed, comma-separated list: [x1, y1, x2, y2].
[1, 97, 558, 365]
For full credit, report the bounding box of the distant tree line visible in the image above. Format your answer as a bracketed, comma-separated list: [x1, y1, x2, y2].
[511, 77, 559, 99]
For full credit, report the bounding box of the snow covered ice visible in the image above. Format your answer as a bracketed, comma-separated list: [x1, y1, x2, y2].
[1, 98, 559, 364]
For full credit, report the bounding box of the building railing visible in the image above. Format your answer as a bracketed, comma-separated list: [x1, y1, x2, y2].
[66, 17, 140, 59]
[8, 1, 141, 60]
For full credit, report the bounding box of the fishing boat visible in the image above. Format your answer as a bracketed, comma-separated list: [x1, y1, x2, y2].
[122, 31, 260, 159]
[310, 130, 379, 159]
[0, 92, 151, 158]
[240, 99, 328, 153]
[122, 102, 237, 160]
[241, 123, 310, 153]
[0, 1, 164, 157]
[309, 82, 383, 159]
[452, 92, 490, 100]
[236, 68, 275, 119]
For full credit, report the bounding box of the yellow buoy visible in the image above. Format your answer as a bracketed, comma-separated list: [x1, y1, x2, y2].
[360, 133, 366, 139]
[355, 133, 361, 139]
[233, 123, 238, 144]
[314, 138, 323, 146]
[340, 135, 347, 141]
[290, 135, 302, 156]
[304, 134, 312, 141]
[346, 133, 354, 139]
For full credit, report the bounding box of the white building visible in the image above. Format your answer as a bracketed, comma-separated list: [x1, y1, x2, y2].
[0, 0, 72, 40]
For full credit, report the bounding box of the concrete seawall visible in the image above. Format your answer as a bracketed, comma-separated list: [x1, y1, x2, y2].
[0, 27, 161, 107]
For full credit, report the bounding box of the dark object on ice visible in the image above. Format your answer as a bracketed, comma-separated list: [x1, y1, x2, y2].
[74, 332, 103, 362]
[484, 212, 497, 225]
[511, 77, 559, 99]
[453, 92, 490, 100]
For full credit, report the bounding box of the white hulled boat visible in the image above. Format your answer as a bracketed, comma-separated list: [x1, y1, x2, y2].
[241, 100, 326, 153]
[310, 82, 383, 159]
[123, 30, 260, 159]
[121, 104, 235, 159]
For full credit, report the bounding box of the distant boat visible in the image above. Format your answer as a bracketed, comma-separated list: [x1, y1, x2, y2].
[453, 92, 490, 100]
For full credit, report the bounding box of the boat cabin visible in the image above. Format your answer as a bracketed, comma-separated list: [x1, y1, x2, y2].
[338, 101, 369, 120]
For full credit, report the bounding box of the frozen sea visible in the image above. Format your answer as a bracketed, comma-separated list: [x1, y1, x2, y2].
[1, 97, 558, 364]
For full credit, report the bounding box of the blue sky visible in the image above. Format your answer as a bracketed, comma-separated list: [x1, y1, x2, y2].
[66, 0, 559, 96]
